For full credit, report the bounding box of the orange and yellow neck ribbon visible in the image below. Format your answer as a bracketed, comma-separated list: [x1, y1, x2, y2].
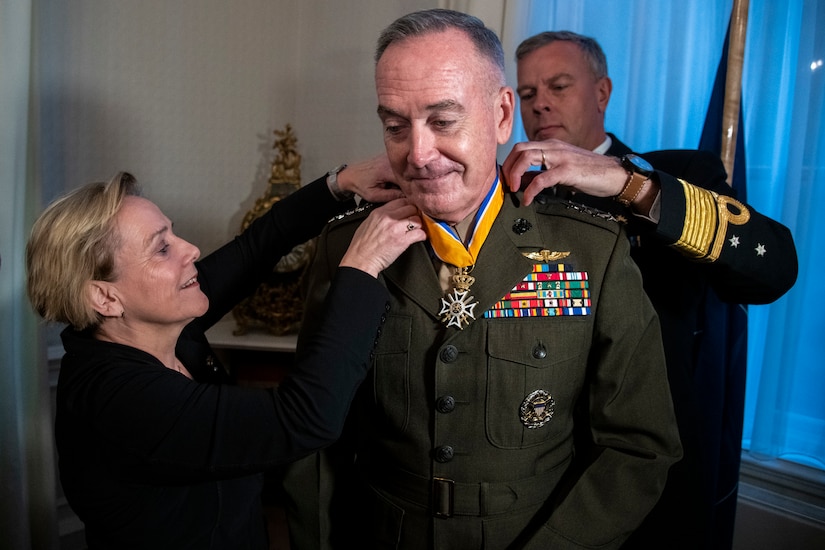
[420, 173, 504, 268]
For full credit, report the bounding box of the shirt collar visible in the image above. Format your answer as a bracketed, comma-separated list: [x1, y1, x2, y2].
[593, 135, 612, 155]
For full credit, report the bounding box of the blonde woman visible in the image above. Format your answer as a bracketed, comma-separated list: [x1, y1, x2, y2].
[27, 162, 423, 550]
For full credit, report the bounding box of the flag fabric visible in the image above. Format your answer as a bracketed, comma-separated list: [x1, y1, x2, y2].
[696, 19, 749, 550]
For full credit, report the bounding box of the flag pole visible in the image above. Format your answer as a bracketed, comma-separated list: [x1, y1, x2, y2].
[721, 0, 749, 185]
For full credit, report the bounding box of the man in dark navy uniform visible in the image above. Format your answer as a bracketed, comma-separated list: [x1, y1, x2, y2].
[502, 30, 798, 550]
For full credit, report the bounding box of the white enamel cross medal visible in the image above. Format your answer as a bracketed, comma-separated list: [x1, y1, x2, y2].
[439, 267, 478, 330]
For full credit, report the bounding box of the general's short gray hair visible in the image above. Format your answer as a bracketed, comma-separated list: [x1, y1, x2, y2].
[376, 8, 505, 84]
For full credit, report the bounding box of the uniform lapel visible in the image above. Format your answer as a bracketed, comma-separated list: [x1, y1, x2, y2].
[382, 241, 444, 319]
[606, 133, 633, 158]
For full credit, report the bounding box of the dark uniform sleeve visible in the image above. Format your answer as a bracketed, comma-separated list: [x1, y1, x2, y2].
[175, 174, 357, 379]
[63, 267, 389, 476]
[644, 149, 797, 304]
[191, 175, 356, 329]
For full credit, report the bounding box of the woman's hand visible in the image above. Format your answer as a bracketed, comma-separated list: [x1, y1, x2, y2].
[339, 198, 425, 277]
[336, 153, 405, 203]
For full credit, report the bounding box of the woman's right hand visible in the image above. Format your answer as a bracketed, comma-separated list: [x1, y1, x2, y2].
[336, 153, 405, 204]
[339, 198, 425, 277]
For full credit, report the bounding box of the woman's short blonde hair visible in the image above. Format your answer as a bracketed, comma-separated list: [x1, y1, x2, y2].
[26, 172, 141, 330]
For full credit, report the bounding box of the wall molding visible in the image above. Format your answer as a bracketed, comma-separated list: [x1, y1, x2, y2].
[738, 451, 825, 525]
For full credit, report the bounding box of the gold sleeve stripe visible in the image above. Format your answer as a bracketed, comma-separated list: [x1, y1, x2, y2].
[674, 179, 718, 259]
[672, 179, 751, 262]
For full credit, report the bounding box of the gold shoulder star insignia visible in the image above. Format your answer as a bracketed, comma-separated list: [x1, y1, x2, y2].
[523, 250, 570, 262]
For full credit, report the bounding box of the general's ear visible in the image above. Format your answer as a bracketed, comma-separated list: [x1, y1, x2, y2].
[496, 86, 516, 145]
[86, 281, 122, 318]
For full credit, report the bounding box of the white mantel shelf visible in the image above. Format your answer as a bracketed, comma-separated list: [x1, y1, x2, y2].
[205, 316, 297, 353]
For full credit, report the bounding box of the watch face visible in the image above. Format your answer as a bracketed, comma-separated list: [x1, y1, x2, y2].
[624, 154, 654, 175]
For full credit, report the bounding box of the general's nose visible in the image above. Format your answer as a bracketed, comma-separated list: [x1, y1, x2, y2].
[407, 126, 439, 168]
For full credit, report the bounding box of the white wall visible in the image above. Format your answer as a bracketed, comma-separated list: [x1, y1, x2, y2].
[291, 0, 434, 182]
[34, 0, 434, 256]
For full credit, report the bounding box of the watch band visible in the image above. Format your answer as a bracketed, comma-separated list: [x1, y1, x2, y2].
[326, 163, 352, 201]
[615, 171, 649, 206]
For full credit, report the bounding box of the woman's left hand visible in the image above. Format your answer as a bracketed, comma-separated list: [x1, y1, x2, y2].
[339, 198, 425, 277]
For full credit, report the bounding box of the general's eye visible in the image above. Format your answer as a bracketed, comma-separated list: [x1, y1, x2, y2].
[518, 90, 536, 101]
[432, 119, 455, 130]
[383, 120, 410, 138]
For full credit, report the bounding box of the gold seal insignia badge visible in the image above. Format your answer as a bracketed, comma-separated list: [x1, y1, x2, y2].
[520, 389, 555, 429]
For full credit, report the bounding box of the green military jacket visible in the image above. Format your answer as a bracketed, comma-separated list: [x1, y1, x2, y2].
[285, 190, 682, 550]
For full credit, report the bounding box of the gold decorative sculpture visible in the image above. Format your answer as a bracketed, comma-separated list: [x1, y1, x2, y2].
[232, 124, 316, 335]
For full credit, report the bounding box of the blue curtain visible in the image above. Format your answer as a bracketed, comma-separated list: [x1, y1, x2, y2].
[504, 0, 824, 471]
[742, 0, 824, 469]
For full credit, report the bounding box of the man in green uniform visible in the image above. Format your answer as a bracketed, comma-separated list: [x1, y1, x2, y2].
[284, 9, 682, 549]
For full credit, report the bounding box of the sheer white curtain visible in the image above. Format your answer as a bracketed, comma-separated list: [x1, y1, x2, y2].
[0, 1, 58, 549]
[466, 0, 824, 470]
